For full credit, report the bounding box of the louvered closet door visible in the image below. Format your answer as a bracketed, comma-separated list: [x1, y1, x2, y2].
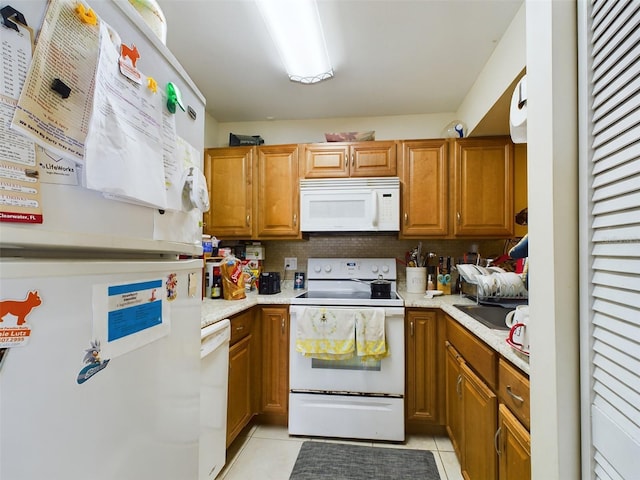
[579, 1, 640, 479]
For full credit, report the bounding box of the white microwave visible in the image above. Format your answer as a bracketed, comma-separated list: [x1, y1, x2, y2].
[299, 177, 400, 232]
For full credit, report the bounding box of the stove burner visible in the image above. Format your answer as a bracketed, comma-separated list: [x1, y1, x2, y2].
[291, 290, 403, 307]
[291, 258, 404, 307]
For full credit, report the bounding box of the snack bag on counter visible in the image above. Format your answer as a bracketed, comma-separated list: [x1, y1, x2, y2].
[221, 254, 246, 300]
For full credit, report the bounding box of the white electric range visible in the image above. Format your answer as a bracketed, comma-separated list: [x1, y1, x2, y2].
[288, 258, 405, 442]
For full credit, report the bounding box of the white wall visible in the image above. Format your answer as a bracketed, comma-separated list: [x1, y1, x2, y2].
[204, 111, 219, 148]
[526, 1, 580, 479]
[210, 113, 457, 147]
[459, 3, 526, 135]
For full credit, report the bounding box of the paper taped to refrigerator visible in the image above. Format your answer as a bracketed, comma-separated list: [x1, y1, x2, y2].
[92, 279, 170, 359]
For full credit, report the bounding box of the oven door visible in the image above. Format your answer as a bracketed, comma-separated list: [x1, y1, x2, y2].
[289, 305, 404, 396]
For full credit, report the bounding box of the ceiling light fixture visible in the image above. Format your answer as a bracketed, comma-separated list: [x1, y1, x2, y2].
[256, 0, 333, 84]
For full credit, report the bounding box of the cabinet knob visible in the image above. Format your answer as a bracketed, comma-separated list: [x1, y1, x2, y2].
[293, 213, 297, 226]
[351, 153, 354, 167]
[457, 212, 461, 224]
[404, 212, 408, 225]
[246, 215, 250, 226]
[281, 318, 285, 335]
[456, 374, 463, 397]
[410, 320, 414, 337]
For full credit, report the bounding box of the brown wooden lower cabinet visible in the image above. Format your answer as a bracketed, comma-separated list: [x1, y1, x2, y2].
[445, 314, 530, 480]
[497, 403, 531, 480]
[226, 334, 252, 447]
[445, 341, 463, 458]
[405, 309, 441, 430]
[461, 361, 498, 480]
[259, 306, 290, 423]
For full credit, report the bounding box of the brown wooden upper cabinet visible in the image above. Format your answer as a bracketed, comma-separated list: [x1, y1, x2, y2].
[203, 145, 301, 240]
[301, 141, 397, 178]
[254, 145, 301, 239]
[203, 147, 253, 238]
[399, 139, 449, 237]
[453, 137, 515, 237]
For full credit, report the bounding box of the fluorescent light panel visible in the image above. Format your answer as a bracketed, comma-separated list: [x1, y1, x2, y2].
[256, 0, 333, 84]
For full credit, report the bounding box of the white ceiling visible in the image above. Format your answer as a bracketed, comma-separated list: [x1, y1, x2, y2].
[156, 0, 523, 129]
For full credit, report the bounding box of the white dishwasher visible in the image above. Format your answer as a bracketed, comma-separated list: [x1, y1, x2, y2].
[200, 319, 230, 480]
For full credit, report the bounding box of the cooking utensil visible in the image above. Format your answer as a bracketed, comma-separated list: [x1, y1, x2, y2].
[351, 276, 392, 299]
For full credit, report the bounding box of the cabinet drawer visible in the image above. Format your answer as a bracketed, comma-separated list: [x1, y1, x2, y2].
[446, 316, 497, 389]
[498, 358, 530, 429]
[230, 309, 253, 345]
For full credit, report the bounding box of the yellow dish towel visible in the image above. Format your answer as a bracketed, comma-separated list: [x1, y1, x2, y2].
[295, 307, 356, 360]
[355, 308, 388, 360]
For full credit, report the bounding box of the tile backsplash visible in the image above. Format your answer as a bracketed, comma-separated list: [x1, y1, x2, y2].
[233, 235, 516, 290]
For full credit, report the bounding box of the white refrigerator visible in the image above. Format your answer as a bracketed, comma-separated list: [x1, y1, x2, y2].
[0, 259, 203, 480]
[0, 1, 208, 479]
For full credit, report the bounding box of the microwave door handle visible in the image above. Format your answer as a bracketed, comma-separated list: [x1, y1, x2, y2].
[371, 190, 378, 226]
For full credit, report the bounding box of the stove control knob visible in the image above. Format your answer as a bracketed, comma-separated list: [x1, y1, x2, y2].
[381, 265, 390, 274]
[324, 265, 332, 273]
[371, 265, 379, 273]
[313, 265, 322, 273]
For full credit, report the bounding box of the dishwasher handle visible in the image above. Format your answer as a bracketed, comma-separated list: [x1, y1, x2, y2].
[201, 319, 230, 359]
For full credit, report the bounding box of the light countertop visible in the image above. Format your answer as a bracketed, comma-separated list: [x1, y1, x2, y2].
[201, 288, 529, 375]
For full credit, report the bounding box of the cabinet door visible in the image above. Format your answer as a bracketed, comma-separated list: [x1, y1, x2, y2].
[227, 335, 252, 447]
[204, 147, 253, 238]
[453, 137, 514, 237]
[445, 341, 463, 458]
[255, 145, 300, 238]
[498, 358, 530, 430]
[461, 362, 498, 480]
[350, 141, 397, 177]
[301, 141, 396, 178]
[260, 306, 290, 419]
[498, 404, 531, 480]
[406, 310, 439, 427]
[399, 140, 448, 237]
[301, 143, 349, 178]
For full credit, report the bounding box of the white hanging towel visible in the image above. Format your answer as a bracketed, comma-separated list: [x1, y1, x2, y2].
[355, 308, 388, 359]
[295, 307, 356, 360]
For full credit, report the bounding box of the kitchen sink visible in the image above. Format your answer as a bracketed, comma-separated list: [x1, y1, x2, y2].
[453, 304, 513, 331]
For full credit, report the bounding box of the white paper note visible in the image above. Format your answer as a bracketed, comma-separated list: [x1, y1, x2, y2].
[11, 0, 100, 162]
[83, 21, 166, 209]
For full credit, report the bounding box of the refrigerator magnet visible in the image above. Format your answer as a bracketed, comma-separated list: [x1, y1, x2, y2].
[166, 273, 178, 301]
[119, 43, 142, 85]
[0, 290, 41, 348]
[76, 340, 110, 384]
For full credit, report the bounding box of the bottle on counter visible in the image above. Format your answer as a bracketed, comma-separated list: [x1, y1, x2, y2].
[427, 274, 435, 291]
[211, 267, 222, 299]
[204, 270, 211, 298]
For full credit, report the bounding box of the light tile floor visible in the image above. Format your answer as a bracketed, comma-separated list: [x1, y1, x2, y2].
[218, 422, 463, 480]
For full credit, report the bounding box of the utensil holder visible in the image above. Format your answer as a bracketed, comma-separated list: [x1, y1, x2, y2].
[406, 267, 427, 293]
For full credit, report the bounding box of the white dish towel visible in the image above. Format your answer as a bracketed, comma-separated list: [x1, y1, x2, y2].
[295, 307, 356, 360]
[355, 308, 387, 359]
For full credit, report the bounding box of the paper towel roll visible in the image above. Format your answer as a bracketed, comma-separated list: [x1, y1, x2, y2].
[510, 75, 527, 144]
